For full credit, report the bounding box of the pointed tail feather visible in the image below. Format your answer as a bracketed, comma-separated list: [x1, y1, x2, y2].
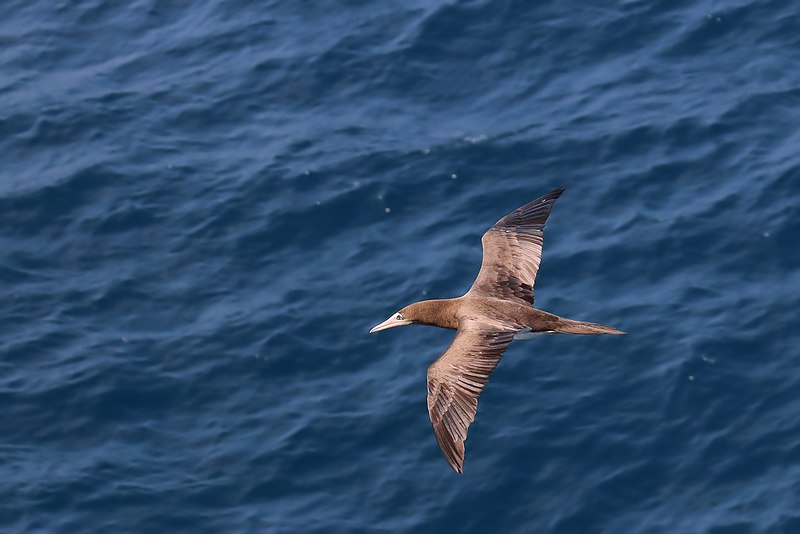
[554, 318, 625, 335]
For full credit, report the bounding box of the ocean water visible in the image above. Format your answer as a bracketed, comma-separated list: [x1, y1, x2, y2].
[2, 1, 800, 532]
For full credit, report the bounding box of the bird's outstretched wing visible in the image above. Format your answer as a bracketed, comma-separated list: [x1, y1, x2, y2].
[426, 319, 519, 473]
[467, 187, 565, 305]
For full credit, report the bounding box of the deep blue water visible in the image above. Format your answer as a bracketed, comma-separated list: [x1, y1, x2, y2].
[2, 1, 800, 532]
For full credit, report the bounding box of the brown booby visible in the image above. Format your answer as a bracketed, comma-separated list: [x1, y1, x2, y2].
[369, 187, 624, 473]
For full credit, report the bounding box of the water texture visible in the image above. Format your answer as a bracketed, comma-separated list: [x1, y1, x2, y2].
[1, 1, 799, 532]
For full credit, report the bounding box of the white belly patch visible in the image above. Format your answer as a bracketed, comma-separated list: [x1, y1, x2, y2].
[513, 328, 556, 340]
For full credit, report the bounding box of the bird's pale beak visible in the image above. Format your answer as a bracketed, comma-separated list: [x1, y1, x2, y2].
[369, 315, 412, 333]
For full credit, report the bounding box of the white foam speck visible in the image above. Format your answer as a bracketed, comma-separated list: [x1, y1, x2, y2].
[464, 134, 487, 144]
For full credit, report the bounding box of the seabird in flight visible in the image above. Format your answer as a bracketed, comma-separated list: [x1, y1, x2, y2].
[369, 187, 624, 473]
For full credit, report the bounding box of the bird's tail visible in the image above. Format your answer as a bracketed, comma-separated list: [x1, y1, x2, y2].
[554, 318, 625, 335]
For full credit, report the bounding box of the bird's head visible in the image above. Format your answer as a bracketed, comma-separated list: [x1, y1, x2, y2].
[369, 305, 415, 333]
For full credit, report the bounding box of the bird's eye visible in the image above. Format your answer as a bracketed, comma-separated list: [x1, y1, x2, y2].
[396, 313, 404, 320]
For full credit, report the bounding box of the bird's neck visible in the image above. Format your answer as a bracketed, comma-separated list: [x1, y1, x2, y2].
[408, 298, 460, 330]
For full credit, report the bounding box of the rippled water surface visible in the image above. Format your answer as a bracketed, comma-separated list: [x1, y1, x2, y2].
[2, 1, 800, 532]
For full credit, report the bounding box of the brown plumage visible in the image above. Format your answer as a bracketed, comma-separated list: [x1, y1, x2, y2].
[369, 187, 624, 473]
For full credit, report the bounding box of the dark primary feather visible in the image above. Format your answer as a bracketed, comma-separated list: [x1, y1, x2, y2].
[468, 187, 565, 305]
[426, 319, 518, 473]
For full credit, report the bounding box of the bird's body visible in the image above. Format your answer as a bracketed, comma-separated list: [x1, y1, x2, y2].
[397, 297, 617, 334]
[370, 188, 624, 473]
